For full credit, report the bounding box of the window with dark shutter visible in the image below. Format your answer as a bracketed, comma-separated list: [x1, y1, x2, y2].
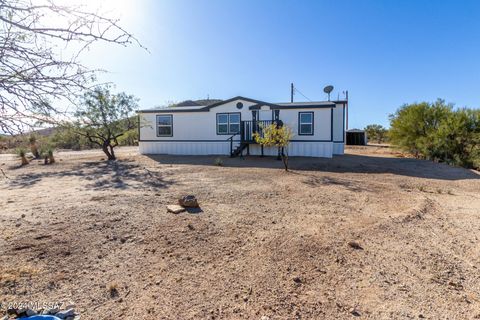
[298, 112, 313, 135]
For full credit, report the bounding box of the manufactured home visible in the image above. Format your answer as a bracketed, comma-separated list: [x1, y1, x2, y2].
[137, 96, 346, 158]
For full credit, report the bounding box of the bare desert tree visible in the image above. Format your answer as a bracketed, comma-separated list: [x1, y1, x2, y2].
[0, 0, 142, 133]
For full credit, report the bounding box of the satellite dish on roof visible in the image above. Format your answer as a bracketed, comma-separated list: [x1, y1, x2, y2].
[323, 85, 334, 101]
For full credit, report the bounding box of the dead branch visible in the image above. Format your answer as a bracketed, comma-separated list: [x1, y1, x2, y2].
[0, 0, 145, 133]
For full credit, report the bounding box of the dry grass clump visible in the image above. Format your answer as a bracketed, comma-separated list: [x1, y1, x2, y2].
[0, 266, 39, 283]
[108, 281, 119, 298]
[16, 148, 29, 166]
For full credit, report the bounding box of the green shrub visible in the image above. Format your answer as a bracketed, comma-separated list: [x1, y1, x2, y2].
[214, 157, 224, 166]
[364, 124, 388, 143]
[47, 149, 55, 164]
[49, 126, 94, 150]
[389, 100, 479, 169]
[116, 127, 138, 146]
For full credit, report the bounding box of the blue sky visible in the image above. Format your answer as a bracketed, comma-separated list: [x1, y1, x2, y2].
[83, 0, 480, 129]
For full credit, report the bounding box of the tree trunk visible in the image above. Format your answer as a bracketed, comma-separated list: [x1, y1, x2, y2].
[109, 145, 116, 160]
[102, 141, 116, 160]
[281, 154, 289, 171]
[281, 147, 289, 171]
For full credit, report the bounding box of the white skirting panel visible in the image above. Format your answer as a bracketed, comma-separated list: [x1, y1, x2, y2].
[333, 142, 345, 155]
[139, 141, 233, 155]
[139, 141, 333, 158]
[249, 142, 333, 158]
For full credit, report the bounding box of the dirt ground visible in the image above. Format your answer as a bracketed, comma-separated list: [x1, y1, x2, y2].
[0, 146, 479, 319]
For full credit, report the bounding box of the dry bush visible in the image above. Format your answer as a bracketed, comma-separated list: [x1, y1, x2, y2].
[108, 282, 119, 298]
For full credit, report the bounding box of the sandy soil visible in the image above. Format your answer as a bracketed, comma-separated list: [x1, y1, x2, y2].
[0, 146, 479, 319]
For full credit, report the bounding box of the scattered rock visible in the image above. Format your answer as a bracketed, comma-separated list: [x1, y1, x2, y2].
[64, 303, 76, 310]
[45, 307, 59, 315]
[56, 308, 75, 319]
[16, 308, 28, 315]
[26, 309, 38, 316]
[167, 204, 186, 214]
[178, 195, 199, 208]
[293, 276, 302, 284]
[6, 308, 17, 316]
[350, 308, 361, 317]
[348, 241, 364, 250]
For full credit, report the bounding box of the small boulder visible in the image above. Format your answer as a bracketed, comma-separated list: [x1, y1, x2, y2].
[167, 205, 186, 214]
[178, 195, 199, 208]
[350, 308, 361, 317]
[26, 309, 38, 316]
[43, 307, 59, 315]
[348, 241, 364, 250]
[6, 308, 17, 316]
[55, 308, 75, 319]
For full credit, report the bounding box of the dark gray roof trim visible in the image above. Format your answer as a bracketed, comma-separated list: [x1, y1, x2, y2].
[138, 108, 209, 113]
[138, 96, 274, 113]
[138, 96, 344, 113]
[201, 96, 274, 109]
[174, 99, 223, 107]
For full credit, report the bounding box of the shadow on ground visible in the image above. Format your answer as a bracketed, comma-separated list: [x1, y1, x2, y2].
[8, 160, 172, 190]
[146, 154, 479, 181]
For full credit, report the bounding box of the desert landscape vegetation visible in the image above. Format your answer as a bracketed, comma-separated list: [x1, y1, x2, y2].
[1, 146, 479, 319]
[1, 0, 480, 319]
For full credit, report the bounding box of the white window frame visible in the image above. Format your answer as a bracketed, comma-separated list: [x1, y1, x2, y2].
[217, 112, 241, 135]
[157, 115, 173, 137]
[298, 112, 314, 135]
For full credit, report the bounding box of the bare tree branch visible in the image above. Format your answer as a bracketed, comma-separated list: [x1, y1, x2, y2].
[0, 0, 145, 134]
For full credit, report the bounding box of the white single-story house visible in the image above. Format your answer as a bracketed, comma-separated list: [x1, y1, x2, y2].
[137, 96, 347, 158]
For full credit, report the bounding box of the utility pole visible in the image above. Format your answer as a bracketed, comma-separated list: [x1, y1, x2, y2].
[345, 90, 349, 130]
[290, 83, 294, 103]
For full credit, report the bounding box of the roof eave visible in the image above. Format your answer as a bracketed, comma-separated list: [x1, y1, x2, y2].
[137, 108, 210, 113]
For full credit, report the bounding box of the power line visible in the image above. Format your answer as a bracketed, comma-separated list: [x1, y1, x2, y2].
[294, 87, 312, 102]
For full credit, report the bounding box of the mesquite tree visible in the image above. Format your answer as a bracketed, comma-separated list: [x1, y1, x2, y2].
[74, 86, 138, 160]
[253, 123, 293, 171]
[0, 0, 142, 133]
